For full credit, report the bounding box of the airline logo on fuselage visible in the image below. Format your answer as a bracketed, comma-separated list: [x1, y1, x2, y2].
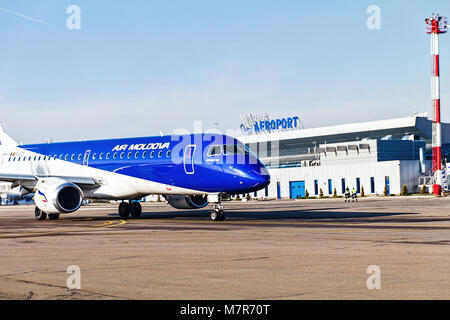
[112, 143, 171, 152]
[38, 190, 48, 203]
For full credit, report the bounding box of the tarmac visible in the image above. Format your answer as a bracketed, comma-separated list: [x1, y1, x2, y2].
[1, 196, 450, 300]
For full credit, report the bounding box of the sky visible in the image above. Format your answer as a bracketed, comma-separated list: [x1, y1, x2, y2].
[0, 0, 449, 143]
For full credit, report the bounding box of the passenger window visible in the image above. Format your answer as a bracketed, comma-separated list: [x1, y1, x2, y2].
[135, 152, 139, 159]
[166, 150, 171, 158]
[99, 153, 104, 160]
[158, 151, 163, 158]
[113, 152, 117, 160]
[64, 155, 68, 160]
[59, 155, 63, 160]
[106, 153, 110, 160]
[92, 153, 96, 160]
[150, 151, 155, 158]
[71, 154, 75, 161]
[78, 154, 82, 161]
[127, 152, 132, 159]
[142, 151, 147, 158]
[120, 152, 124, 159]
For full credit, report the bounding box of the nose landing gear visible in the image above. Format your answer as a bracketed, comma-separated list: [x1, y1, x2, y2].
[210, 203, 225, 222]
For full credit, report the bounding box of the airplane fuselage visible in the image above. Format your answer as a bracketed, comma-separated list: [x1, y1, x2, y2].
[0, 133, 270, 219]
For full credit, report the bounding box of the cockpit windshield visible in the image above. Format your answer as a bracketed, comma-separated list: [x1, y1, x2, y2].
[208, 145, 223, 156]
[207, 144, 251, 157]
[224, 144, 248, 155]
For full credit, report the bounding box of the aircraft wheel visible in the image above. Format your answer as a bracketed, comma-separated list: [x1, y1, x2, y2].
[211, 210, 225, 222]
[118, 202, 131, 219]
[210, 210, 219, 221]
[48, 214, 60, 220]
[130, 202, 142, 218]
[35, 208, 47, 221]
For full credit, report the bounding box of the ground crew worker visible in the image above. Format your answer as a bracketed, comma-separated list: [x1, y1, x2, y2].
[352, 187, 358, 202]
[344, 187, 351, 203]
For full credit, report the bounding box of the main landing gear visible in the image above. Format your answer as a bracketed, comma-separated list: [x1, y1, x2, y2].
[118, 201, 142, 219]
[210, 203, 225, 222]
[34, 208, 60, 221]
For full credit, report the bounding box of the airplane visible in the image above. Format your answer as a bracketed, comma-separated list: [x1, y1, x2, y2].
[0, 185, 35, 205]
[0, 124, 270, 221]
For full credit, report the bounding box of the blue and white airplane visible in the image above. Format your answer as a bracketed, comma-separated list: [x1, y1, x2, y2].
[0, 124, 270, 221]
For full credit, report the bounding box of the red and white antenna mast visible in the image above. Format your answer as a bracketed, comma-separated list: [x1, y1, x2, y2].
[426, 13, 448, 195]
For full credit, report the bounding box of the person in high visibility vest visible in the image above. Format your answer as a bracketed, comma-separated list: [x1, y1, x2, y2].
[344, 188, 351, 203]
[352, 188, 358, 202]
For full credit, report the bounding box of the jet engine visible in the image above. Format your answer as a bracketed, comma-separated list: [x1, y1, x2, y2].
[165, 195, 208, 210]
[35, 180, 83, 214]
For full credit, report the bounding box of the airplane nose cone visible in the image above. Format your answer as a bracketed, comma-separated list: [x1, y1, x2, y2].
[258, 168, 271, 188]
[222, 162, 270, 194]
[249, 165, 271, 191]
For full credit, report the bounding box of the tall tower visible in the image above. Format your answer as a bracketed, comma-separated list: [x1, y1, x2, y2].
[426, 13, 448, 195]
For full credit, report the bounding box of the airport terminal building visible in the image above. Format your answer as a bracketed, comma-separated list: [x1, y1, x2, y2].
[238, 114, 450, 199]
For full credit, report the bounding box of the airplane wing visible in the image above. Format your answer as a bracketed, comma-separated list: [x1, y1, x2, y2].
[0, 174, 37, 183]
[0, 174, 98, 187]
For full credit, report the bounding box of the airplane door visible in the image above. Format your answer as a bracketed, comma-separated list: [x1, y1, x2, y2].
[184, 145, 196, 175]
[1, 152, 9, 166]
[83, 150, 91, 166]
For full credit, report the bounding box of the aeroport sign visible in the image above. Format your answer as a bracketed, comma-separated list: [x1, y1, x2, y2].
[240, 114, 301, 135]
